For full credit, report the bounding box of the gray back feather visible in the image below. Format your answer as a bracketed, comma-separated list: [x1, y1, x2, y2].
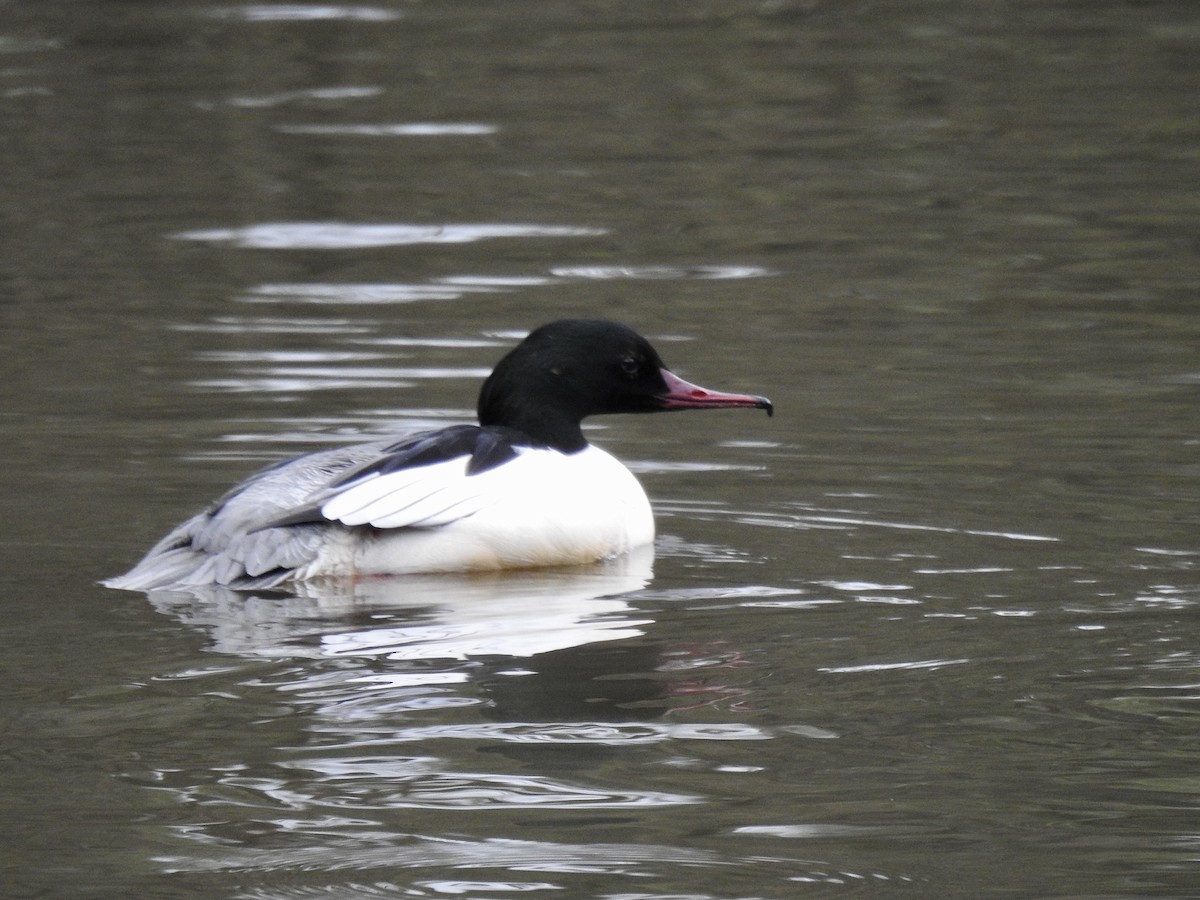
[105, 441, 390, 590]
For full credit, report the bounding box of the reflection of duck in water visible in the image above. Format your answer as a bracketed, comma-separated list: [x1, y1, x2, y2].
[106, 319, 772, 590]
[148, 548, 752, 720]
[147, 546, 656, 660]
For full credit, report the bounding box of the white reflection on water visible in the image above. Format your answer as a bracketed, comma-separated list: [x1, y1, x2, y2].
[170, 316, 375, 335]
[239, 282, 522, 304]
[205, 5, 401, 22]
[551, 264, 778, 280]
[196, 350, 390, 363]
[157, 834, 725, 875]
[223, 757, 702, 810]
[192, 366, 491, 393]
[147, 547, 654, 661]
[181, 323, 499, 394]
[818, 658, 972, 674]
[734, 823, 893, 838]
[165, 263, 776, 313]
[630, 460, 766, 474]
[173, 222, 607, 249]
[320, 600, 648, 660]
[353, 336, 508, 348]
[307, 721, 774, 746]
[191, 375, 417, 392]
[737, 507, 1060, 543]
[277, 123, 498, 136]
[414, 882, 561, 896]
[661, 498, 1059, 544]
[218, 85, 382, 108]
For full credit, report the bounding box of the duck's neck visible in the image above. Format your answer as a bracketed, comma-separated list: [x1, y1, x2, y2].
[478, 404, 588, 454]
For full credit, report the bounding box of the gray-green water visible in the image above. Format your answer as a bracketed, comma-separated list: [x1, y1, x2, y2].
[4, 2, 1199, 896]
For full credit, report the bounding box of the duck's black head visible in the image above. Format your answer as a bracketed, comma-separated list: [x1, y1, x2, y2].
[477, 319, 773, 452]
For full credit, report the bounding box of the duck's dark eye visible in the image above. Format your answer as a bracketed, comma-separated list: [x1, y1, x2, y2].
[619, 356, 640, 378]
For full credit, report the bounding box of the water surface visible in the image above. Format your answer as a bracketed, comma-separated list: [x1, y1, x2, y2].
[3, 1, 1199, 897]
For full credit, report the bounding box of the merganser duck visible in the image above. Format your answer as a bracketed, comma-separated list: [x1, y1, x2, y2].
[105, 319, 773, 590]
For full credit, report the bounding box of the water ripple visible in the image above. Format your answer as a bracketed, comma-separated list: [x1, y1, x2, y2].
[158, 834, 724, 875]
[308, 721, 774, 746]
[412, 882, 560, 896]
[818, 658, 972, 674]
[170, 316, 376, 335]
[218, 86, 382, 108]
[734, 823, 893, 838]
[173, 223, 607, 249]
[206, 5, 401, 22]
[277, 123, 497, 136]
[209, 268, 767, 305]
[550, 264, 777, 280]
[197, 350, 388, 364]
[217, 760, 702, 811]
[740, 508, 1060, 543]
[239, 282, 520, 304]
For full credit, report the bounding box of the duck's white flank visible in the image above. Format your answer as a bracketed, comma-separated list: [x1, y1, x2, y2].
[308, 444, 654, 578]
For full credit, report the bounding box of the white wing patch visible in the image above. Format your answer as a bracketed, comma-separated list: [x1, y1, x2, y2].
[320, 448, 540, 530]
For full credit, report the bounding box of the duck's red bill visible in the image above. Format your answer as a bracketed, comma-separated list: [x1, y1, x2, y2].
[655, 369, 773, 416]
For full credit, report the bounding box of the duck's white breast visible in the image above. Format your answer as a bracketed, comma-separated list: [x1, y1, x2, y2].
[307, 444, 655, 577]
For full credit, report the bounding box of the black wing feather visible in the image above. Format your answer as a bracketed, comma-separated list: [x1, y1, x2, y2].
[332, 424, 538, 486]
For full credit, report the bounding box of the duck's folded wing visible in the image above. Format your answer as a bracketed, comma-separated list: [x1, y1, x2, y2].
[105, 441, 390, 591]
[319, 460, 482, 527]
[106, 426, 539, 591]
[318, 428, 535, 529]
